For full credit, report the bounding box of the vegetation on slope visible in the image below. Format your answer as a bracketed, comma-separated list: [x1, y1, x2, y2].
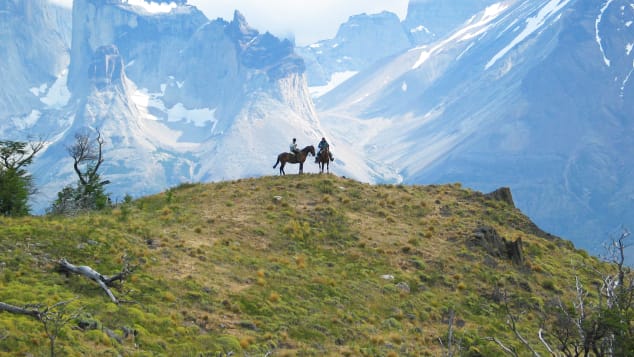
[0, 174, 619, 356]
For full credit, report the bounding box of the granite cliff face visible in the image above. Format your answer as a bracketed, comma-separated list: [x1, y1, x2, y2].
[0, 0, 70, 119]
[3, 0, 323, 210]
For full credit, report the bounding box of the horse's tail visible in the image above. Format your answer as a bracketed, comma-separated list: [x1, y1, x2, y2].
[273, 157, 280, 168]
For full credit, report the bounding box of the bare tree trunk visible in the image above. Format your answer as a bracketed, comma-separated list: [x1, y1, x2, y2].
[486, 337, 519, 356]
[447, 309, 455, 357]
[0, 302, 40, 318]
[58, 258, 129, 304]
[1, 299, 81, 357]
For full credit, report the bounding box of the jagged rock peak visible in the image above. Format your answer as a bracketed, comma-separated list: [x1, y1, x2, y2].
[226, 10, 258, 43]
[222, 10, 305, 77]
[485, 187, 515, 207]
[89, 45, 126, 90]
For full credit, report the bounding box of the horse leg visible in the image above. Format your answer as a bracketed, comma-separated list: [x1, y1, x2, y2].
[280, 162, 286, 175]
[299, 162, 303, 174]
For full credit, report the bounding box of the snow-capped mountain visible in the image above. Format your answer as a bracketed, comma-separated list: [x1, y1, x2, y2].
[2, 0, 333, 210]
[317, 0, 634, 256]
[297, 11, 412, 90]
[2, 0, 632, 260]
[298, 0, 501, 95]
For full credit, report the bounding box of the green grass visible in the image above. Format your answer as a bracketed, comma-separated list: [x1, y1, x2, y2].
[0, 174, 613, 356]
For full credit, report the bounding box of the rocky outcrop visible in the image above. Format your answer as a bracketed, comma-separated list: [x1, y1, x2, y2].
[470, 226, 524, 265]
[89, 45, 126, 90]
[485, 187, 514, 207]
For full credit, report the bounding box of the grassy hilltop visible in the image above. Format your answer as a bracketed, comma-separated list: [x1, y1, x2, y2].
[0, 174, 612, 356]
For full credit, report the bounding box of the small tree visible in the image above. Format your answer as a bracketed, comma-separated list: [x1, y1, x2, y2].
[0, 140, 44, 216]
[49, 130, 110, 215]
[40, 299, 82, 357]
[597, 227, 633, 356]
[492, 228, 634, 357]
[0, 299, 82, 357]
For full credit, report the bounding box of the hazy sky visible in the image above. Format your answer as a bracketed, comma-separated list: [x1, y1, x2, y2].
[48, 0, 409, 45]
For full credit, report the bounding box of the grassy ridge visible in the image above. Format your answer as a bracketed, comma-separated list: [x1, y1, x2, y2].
[0, 175, 602, 356]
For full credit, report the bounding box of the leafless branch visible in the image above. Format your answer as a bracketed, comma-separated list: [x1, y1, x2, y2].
[0, 301, 41, 319]
[486, 336, 518, 356]
[0, 139, 45, 171]
[67, 129, 104, 185]
[58, 258, 133, 304]
[538, 328, 556, 355]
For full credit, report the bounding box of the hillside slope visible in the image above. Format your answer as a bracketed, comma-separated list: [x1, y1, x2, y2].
[0, 175, 614, 356]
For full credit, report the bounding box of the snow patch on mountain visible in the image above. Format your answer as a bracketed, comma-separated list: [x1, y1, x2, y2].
[410, 24, 432, 35]
[414, 2, 510, 70]
[132, 88, 217, 128]
[124, 0, 177, 14]
[130, 88, 214, 149]
[596, 0, 615, 67]
[38, 69, 71, 108]
[486, 0, 571, 70]
[310, 71, 358, 97]
[19, 111, 42, 130]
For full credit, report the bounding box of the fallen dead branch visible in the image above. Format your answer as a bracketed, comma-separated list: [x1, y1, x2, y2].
[57, 258, 133, 304]
[0, 301, 41, 319]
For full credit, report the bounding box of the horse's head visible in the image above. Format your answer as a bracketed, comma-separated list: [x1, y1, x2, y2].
[305, 145, 315, 156]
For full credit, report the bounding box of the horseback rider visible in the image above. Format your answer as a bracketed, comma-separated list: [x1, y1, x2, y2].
[316, 137, 334, 162]
[290, 138, 300, 159]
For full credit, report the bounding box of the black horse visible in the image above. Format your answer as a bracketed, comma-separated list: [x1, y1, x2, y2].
[273, 145, 315, 175]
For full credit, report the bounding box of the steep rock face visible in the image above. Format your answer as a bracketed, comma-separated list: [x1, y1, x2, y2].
[68, 2, 314, 125]
[67, 0, 208, 95]
[0, 0, 70, 119]
[35, 42, 176, 205]
[89, 45, 126, 90]
[298, 11, 411, 86]
[25, 0, 322, 210]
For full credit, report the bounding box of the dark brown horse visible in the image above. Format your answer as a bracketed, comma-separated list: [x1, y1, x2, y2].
[316, 147, 332, 173]
[273, 145, 315, 175]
